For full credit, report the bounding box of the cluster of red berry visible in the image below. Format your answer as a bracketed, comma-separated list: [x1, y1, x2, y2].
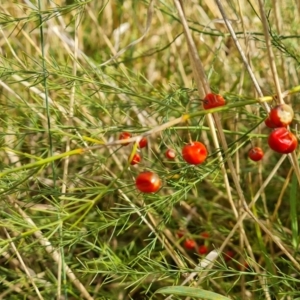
[119, 132, 148, 166]
[124, 93, 222, 193]
[118, 132, 162, 193]
[119, 94, 298, 193]
[178, 230, 236, 263]
[248, 103, 297, 161]
[127, 139, 208, 193]
[178, 231, 210, 256]
[265, 104, 297, 154]
[128, 140, 208, 193]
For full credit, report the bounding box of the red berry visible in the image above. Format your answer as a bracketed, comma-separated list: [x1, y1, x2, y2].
[248, 147, 264, 161]
[138, 137, 148, 148]
[265, 116, 277, 128]
[165, 149, 176, 160]
[268, 104, 294, 127]
[129, 153, 141, 165]
[268, 127, 298, 154]
[184, 239, 196, 250]
[135, 171, 162, 193]
[203, 93, 226, 109]
[177, 230, 185, 238]
[200, 232, 210, 239]
[182, 141, 207, 165]
[224, 250, 235, 262]
[198, 245, 208, 255]
[119, 132, 132, 146]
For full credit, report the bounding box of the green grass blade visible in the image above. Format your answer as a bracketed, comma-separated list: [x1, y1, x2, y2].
[155, 286, 231, 300]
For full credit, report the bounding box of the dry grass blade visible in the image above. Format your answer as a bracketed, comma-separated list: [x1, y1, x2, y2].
[257, 0, 283, 104]
[99, 0, 155, 67]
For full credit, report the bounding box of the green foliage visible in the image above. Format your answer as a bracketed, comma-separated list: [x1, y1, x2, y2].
[0, 0, 300, 299]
